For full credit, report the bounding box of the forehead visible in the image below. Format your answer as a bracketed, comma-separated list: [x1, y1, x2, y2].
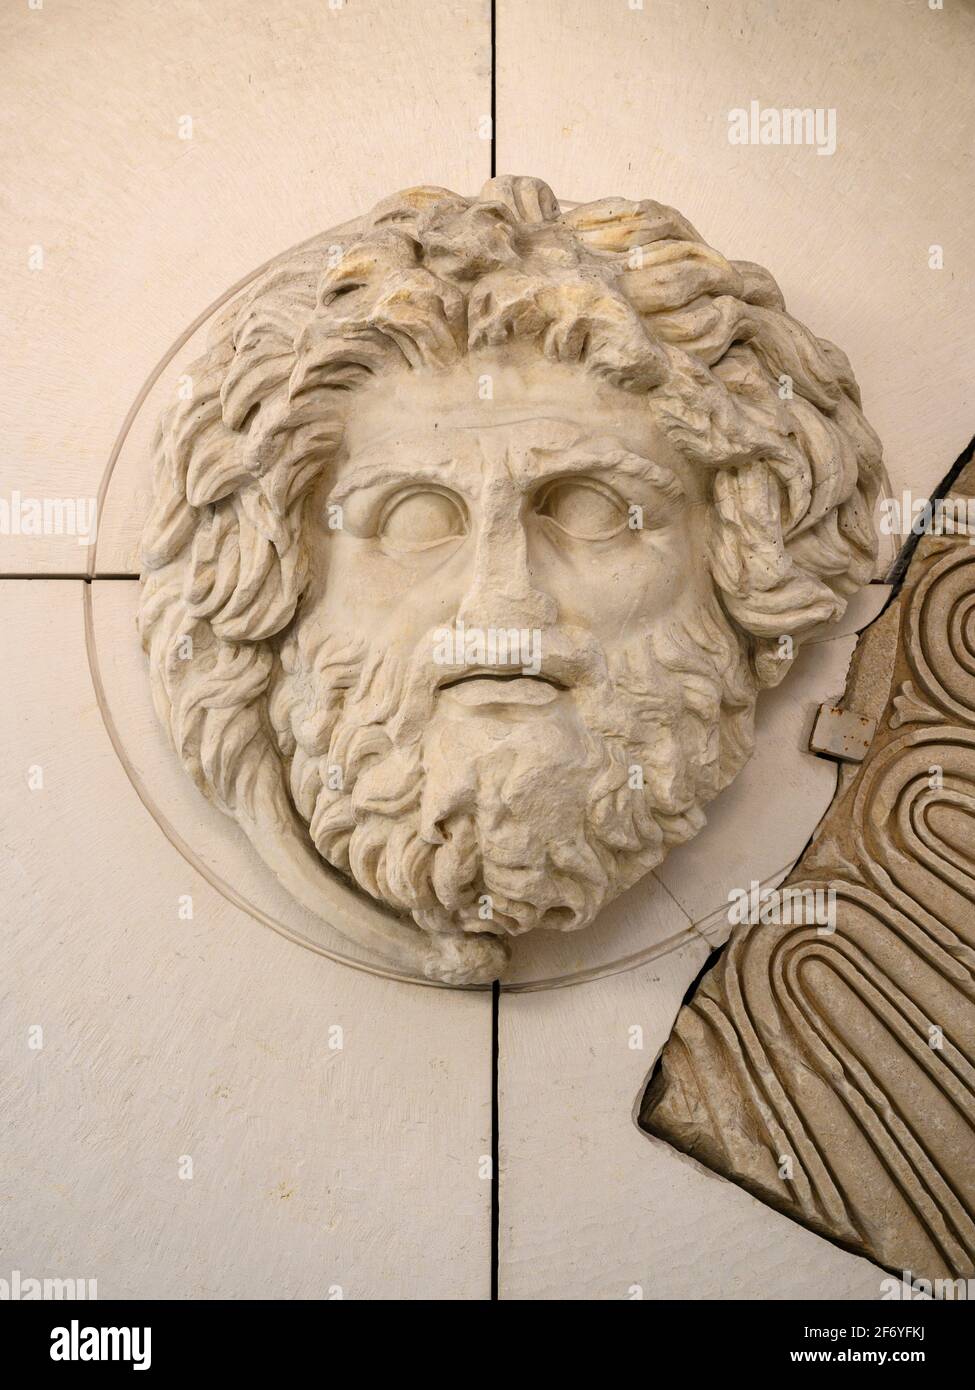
[339, 356, 682, 465]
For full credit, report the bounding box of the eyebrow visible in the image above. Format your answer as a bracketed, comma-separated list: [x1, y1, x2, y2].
[328, 427, 684, 502]
[328, 454, 474, 504]
[523, 442, 684, 495]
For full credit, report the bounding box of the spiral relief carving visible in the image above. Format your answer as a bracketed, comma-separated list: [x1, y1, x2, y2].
[906, 549, 975, 727]
[642, 474, 975, 1282]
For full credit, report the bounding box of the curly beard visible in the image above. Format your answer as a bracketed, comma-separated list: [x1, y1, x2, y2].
[269, 598, 756, 942]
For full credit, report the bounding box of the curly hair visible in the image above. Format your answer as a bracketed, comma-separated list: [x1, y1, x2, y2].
[139, 174, 882, 983]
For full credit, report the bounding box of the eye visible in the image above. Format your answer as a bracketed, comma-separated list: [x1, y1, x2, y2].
[378, 487, 467, 548]
[536, 479, 627, 540]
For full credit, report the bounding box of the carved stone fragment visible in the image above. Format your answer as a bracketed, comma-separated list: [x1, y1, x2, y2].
[139, 176, 882, 984]
[642, 464, 975, 1281]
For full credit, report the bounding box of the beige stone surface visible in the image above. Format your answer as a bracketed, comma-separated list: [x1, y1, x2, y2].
[0, 581, 492, 1299]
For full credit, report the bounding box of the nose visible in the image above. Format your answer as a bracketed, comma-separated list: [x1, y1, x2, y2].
[455, 473, 558, 631]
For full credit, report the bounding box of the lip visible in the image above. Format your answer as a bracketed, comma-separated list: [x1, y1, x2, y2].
[440, 674, 562, 707]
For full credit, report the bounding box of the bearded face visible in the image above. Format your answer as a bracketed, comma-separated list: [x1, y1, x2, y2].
[271, 354, 756, 942]
[140, 176, 882, 983]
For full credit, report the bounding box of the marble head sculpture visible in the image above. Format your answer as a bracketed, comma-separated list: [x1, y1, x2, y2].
[139, 175, 882, 984]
